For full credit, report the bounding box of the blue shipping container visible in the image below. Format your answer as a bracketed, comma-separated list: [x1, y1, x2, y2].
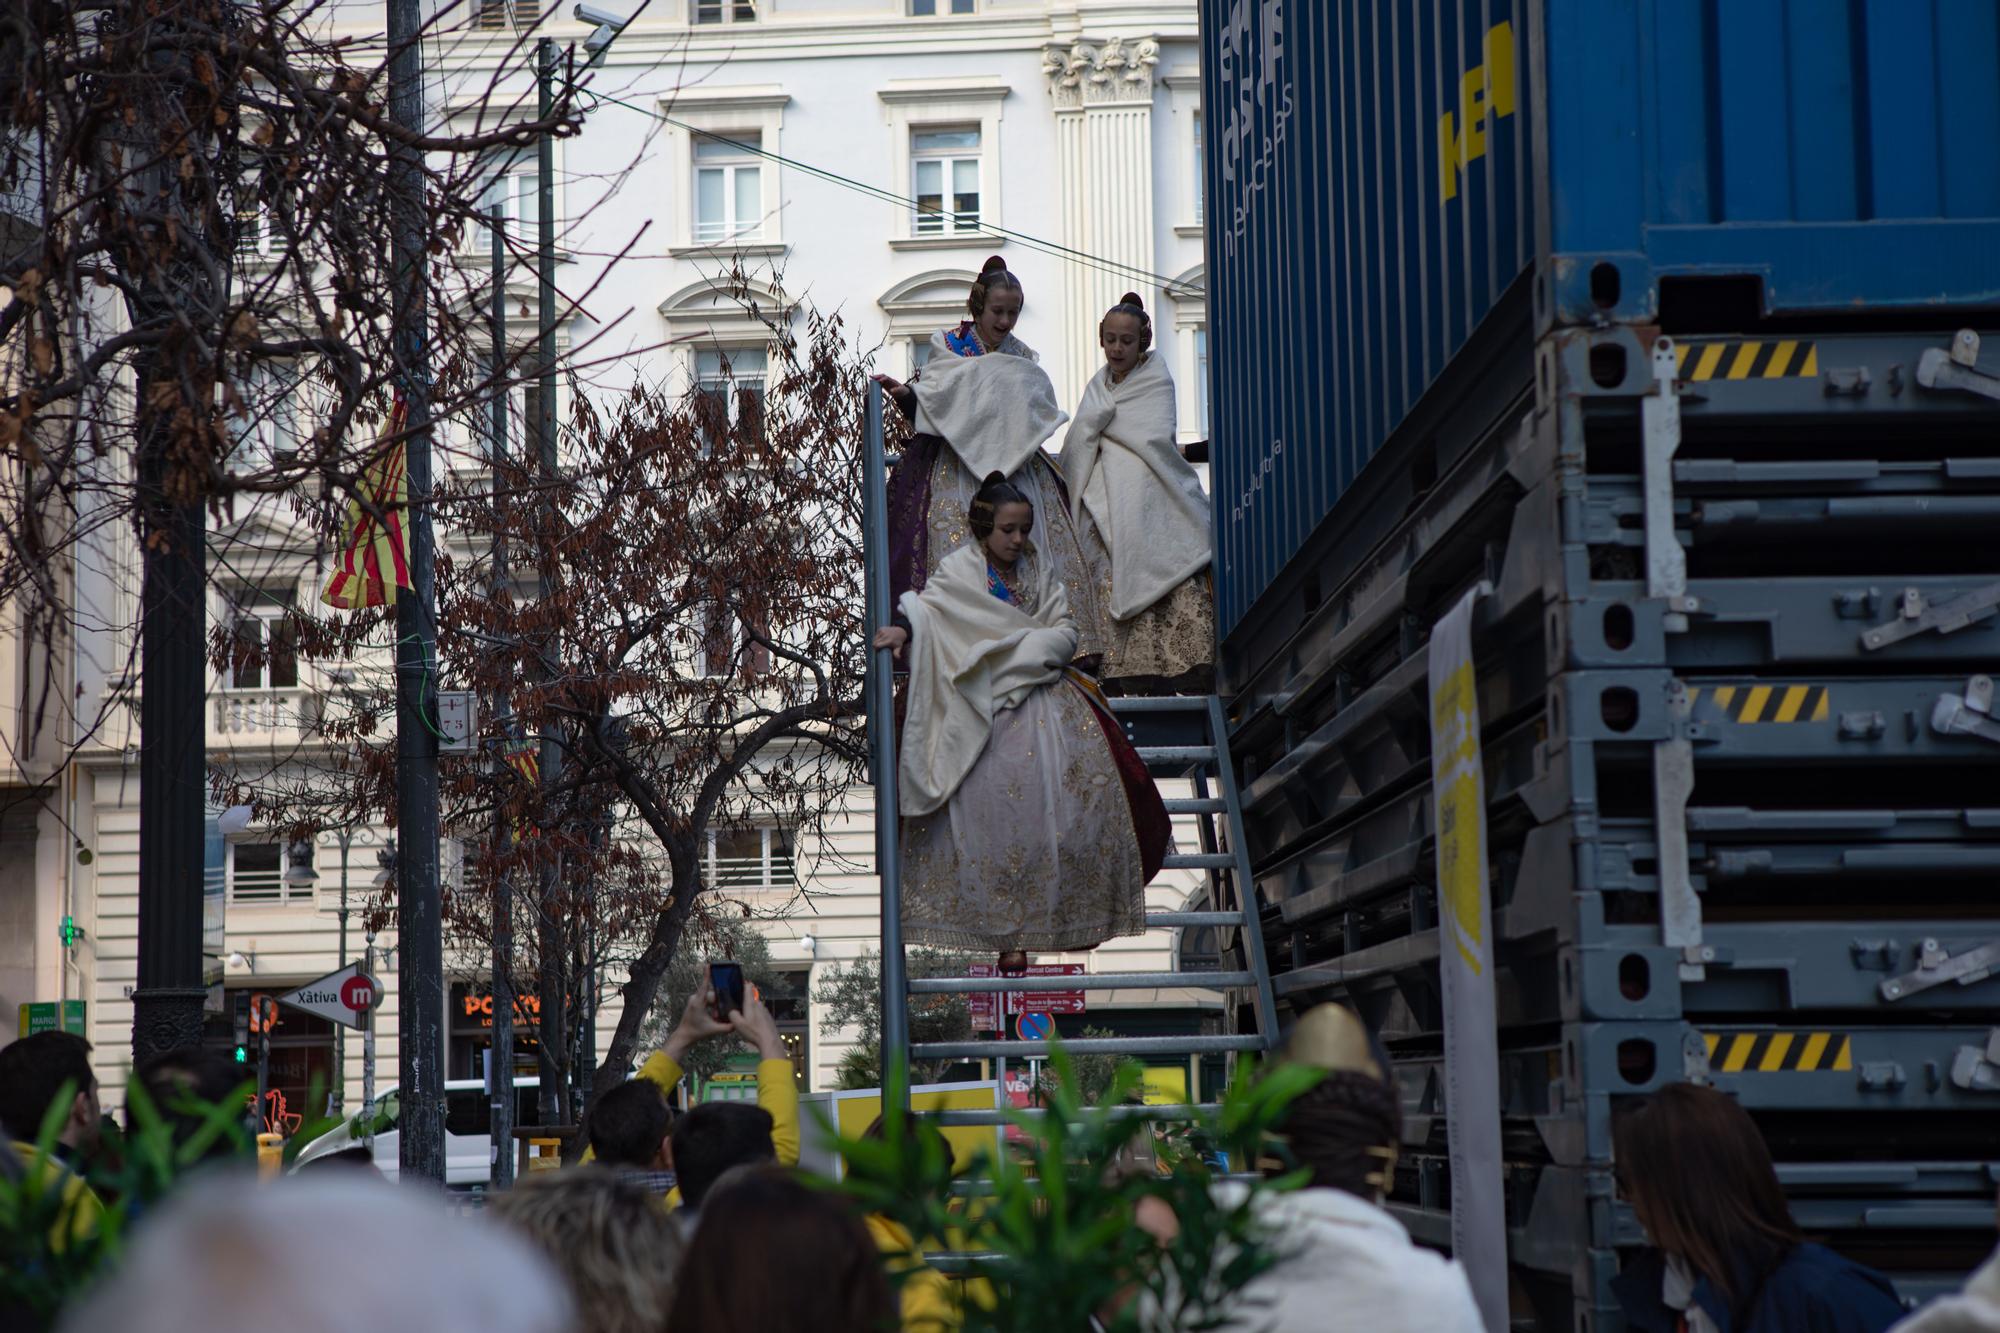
[1203, 0, 2000, 642]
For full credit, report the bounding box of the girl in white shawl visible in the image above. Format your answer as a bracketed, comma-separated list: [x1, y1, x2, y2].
[872, 256, 1114, 666]
[873, 473, 1169, 968]
[1058, 294, 1215, 690]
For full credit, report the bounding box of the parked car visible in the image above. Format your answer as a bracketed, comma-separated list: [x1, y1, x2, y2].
[293, 1077, 542, 1186]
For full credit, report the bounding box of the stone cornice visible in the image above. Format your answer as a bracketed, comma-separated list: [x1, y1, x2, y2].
[1042, 36, 1160, 111]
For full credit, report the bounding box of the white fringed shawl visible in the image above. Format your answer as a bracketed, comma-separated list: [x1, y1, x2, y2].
[1058, 350, 1211, 620]
[911, 330, 1069, 479]
[897, 543, 1079, 817]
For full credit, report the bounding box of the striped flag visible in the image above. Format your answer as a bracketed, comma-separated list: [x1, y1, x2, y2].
[502, 738, 539, 784]
[320, 398, 412, 609]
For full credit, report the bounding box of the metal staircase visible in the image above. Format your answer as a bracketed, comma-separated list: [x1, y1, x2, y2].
[859, 382, 1281, 1119]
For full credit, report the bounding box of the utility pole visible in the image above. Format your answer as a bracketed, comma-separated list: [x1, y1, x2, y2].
[386, 0, 445, 1184]
[489, 203, 517, 1189]
[532, 36, 569, 1131]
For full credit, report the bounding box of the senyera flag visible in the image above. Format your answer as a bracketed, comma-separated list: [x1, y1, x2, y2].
[320, 396, 412, 609]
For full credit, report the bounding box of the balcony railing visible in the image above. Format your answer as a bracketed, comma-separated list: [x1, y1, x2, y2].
[711, 854, 797, 892]
[211, 688, 321, 748]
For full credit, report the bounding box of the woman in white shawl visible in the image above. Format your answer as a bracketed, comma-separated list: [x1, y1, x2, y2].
[1058, 294, 1215, 690]
[872, 256, 1114, 665]
[873, 473, 1169, 968]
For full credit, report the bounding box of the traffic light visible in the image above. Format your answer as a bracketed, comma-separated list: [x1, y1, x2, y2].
[232, 992, 250, 1049]
[234, 1045, 248, 1063]
[59, 915, 79, 949]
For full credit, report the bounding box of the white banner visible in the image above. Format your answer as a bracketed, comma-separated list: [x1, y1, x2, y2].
[1429, 583, 1507, 1333]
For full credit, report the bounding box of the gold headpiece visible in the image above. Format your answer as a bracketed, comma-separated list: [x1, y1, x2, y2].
[1281, 1003, 1384, 1080]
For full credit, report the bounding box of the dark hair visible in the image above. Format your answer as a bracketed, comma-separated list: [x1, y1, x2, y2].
[669, 1101, 775, 1209]
[1101, 291, 1153, 352]
[0, 1031, 95, 1141]
[586, 1079, 672, 1169]
[1613, 1083, 1802, 1316]
[967, 254, 1023, 318]
[967, 470, 1032, 543]
[131, 1047, 252, 1161]
[664, 1167, 895, 1333]
[1268, 1070, 1400, 1200]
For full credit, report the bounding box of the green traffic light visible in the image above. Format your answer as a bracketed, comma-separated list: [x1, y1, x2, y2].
[234, 1046, 248, 1063]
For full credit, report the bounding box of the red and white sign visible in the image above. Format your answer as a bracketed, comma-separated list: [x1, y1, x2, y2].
[966, 962, 1087, 1032]
[278, 962, 382, 1031]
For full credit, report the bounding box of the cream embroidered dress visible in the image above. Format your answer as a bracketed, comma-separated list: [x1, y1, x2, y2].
[897, 542, 1162, 953]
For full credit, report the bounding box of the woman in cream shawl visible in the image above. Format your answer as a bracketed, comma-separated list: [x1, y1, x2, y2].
[873, 256, 1114, 664]
[873, 474, 1168, 963]
[1058, 294, 1214, 689]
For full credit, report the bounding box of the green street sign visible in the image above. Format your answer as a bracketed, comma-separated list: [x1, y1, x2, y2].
[17, 1000, 86, 1038]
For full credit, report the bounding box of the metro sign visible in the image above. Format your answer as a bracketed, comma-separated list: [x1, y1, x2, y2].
[278, 962, 382, 1031]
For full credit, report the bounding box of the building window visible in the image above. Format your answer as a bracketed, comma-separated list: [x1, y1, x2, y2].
[1192, 110, 1205, 226]
[693, 0, 757, 23]
[694, 347, 766, 455]
[476, 0, 539, 28]
[910, 339, 932, 376]
[228, 362, 303, 468]
[909, 0, 975, 12]
[236, 205, 271, 258]
[693, 132, 763, 243]
[706, 824, 796, 891]
[227, 841, 290, 905]
[912, 128, 981, 235]
[1193, 326, 1210, 437]
[226, 587, 299, 691]
[472, 152, 539, 253]
[702, 604, 771, 678]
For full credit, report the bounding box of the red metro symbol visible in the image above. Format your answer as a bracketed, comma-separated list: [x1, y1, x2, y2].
[340, 974, 376, 1013]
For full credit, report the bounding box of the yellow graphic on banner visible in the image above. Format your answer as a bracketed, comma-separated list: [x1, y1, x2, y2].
[1431, 659, 1486, 975]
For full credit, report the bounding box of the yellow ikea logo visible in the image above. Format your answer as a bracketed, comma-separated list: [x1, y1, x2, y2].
[1439, 22, 1517, 203]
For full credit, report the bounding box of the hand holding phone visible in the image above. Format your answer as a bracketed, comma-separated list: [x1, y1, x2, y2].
[708, 961, 746, 1024]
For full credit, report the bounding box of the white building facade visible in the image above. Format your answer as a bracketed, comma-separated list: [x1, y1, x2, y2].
[27, 0, 1220, 1120]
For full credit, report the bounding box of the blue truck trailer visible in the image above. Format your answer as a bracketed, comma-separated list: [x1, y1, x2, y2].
[1200, 2, 2000, 1326]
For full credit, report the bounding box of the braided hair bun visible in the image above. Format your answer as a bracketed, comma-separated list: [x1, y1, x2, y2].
[968, 257, 1024, 318]
[1101, 291, 1154, 352]
[968, 471, 1032, 541]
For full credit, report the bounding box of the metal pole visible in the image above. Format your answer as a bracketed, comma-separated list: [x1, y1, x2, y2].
[532, 37, 569, 1129]
[333, 833, 350, 1116]
[256, 1026, 270, 1129]
[860, 381, 909, 1105]
[488, 202, 517, 1189]
[387, 0, 445, 1184]
[361, 930, 378, 1149]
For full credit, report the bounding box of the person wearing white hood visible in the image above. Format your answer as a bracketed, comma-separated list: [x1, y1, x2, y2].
[1058, 293, 1215, 692]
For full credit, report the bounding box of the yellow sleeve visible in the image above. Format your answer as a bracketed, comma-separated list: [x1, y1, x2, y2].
[866, 1215, 961, 1333]
[580, 1051, 687, 1166]
[755, 1056, 800, 1167]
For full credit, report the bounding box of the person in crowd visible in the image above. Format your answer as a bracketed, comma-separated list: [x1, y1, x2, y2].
[670, 1101, 776, 1221]
[1890, 1189, 2000, 1331]
[129, 1046, 253, 1165]
[1134, 1003, 1484, 1331]
[873, 473, 1169, 971]
[665, 1165, 897, 1333]
[1611, 1081, 1906, 1333]
[579, 979, 797, 1207]
[490, 1166, 684, 1333]
[1059, 293, 1214, 693]
[872, 256, 1114, 667]
[56, 1173, 572, 1333]
[0, 1031, 106, 1247]
[585, 1077, 677, 1198]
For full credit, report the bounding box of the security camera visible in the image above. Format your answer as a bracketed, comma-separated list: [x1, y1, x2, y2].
[573, 3, 626, 26]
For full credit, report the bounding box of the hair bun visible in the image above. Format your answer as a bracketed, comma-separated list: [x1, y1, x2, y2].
[1119, 292, 1144, 310]
[980, 255, 1009, 276]
[981, 470, 1008, 487]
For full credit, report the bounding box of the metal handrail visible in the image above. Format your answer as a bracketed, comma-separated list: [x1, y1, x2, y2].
[861, 380, 911, 1106]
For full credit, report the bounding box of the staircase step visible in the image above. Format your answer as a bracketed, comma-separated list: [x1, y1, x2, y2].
[1160, 797, 1227, 815]
[1105, 695, 1212, 713]
[1162, 852, 1235, 870]
[1135, 745, 1216, 767]
[1144, 910, 1243, 928]
[908, 970, 1249, 995]
[924, 1103, 1221, 1127]
[912, 1034, 1266, 1060]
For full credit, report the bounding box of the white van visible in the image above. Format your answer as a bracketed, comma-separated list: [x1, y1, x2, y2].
[293, 1078, 544, 1186]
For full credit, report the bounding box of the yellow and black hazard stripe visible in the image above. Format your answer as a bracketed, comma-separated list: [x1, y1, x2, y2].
[1704, 1031, 1852, 1073]
[1686, 684, 1830, 723]
[1674, 340, 1820, 381]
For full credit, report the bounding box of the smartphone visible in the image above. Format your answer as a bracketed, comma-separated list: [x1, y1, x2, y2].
[708, 961, 746, 1022]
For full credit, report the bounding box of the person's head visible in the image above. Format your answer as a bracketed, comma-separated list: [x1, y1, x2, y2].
[132, 1047, 253, 1162]
[586, 1078, 673, 1170]
[490, 1167, 684, 1333]
[967, 255, 1024, 346]
[56, 1173, 572, 1333]
[968, 471, 1033, 567]
[1261, 1004, 1398, 1202]
[669, 1101, 775, 1210]
[0, 1032, 100, 1151]
[665, 1166, 895, 1333]
[1613, 1083, 1801, 1312]
[1099, 292, 1153, 379]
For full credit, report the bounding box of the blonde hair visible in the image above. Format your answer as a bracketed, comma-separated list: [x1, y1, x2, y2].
[489, 1168, 685, 1333]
